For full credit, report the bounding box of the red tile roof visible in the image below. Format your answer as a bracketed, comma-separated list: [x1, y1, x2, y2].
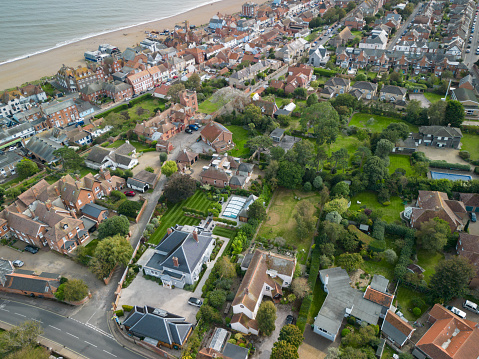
[364, 287, 394, 307]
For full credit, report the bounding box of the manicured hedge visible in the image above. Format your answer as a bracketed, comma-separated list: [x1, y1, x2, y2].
[385, 224, 415, 280]
[313, 68, 338, 77]
[297, 247, 321, 333]
[128, 93, 152, 106]
[213, 217, 237, 226]
[371, 221, 385, 241]
[183, 207, 208, 217]
[429, 160, 470, 171]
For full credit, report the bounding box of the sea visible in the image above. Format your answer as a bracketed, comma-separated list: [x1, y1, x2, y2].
[0, 0, 220, 64]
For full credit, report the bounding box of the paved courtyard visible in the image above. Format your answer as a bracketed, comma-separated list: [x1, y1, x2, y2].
[418, 145, 470, 165]
[409, 94, 431, 108]
[298, 324, 341, 359]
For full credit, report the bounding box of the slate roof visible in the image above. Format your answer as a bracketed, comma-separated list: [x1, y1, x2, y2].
[87, 146, 111, 164]
[381, 85, 407, 96]
[0, 152, 22, 169]
[270, 128, 286, 139]
[453, 87, 479, 103]
[133, 170, 157, 186]
[222, 343, 249, 359]
[418, 126, 462, 138]
[81, 203, 107, 218]
[382, 311, 414, 346]
[25, 135, 63, 163]
[230, 176, 246, 187]
[325, 77, 350, 88]
[351, 81, 378, 92]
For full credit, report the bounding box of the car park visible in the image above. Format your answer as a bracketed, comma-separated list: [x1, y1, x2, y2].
[25, 245, 39, 254]
[124, 190, 136, 197]
[12, 260, 24, 267]
[188, 297, 203, 307]
[446, 305, 467, 318]
[463, 300, 479, 313]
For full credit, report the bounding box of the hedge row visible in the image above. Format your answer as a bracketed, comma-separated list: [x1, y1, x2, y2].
[183, 207, 208, 217]
[128, 93, 152, 106]
[213, 217, 237, 226]
[385, 224, 416, 280]
[297, 247, 321, 333]
[95, 103, 129, 119]
[429, 160, 470, 172]
[313, 68, 337, 77]
[371, 221, 385, 241]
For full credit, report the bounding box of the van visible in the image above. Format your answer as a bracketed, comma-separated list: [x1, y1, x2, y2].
[446, 305, 467, 319]
[463, 300, 479, 313]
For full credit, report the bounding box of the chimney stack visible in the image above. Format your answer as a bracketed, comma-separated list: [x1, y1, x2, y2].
[45, 201, 52, 211]
[325, 274, 329, 285]
[172, 257, 179, 267]
[70, 210, 77, 219]
[193, 230, 199, 242]
[54, 186, 60, 196]
[167, 227, 173, 235]
[32, 186, 39, 199]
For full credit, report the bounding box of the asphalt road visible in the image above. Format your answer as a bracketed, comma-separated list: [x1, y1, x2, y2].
[464, 9, 479, 67]
[387, 3, 422, 51]
[0, 299, 146, 359]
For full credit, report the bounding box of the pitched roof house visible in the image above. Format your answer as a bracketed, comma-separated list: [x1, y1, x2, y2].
[381, 311, 415, 348]
[457, 232, 479, 288]
[85, 142, 138, 170]
[231, 250, 296, 335]
[380, 85, 407, 101]
[459, 193, 479, 213]
[122, 305, 193, 349]
[200, 122, 234, 153]
[418, 126, 462, 149]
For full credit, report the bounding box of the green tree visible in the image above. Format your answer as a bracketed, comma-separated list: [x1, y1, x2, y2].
[302, 102, 340, 145]
[208, 290, 227, 309]
[246, 135, 273, 160]
[291, 277, 310, 299]
[293, 87, 308, 99]
[98, 215, 130, 239]
[355, 73, 367, 82]
[16, 159, 39, 178]
[332, 182, 350, 198]
[428, 100, 447, 125]
[375, 139, 394, 159]
[257, 301, 277, 336]
[0, 321, 43, 355]
[383, 249, 397, 264]
[185, 73, 201, 90]
[323, 198, 349, 215]
[242, 103, 263, 125]
[90, 234, 133, 279]
[145, 166, 154, 173]
[445, 100, 465, 127]
[313, 176, 323, 189]
[270, 146, 285, 161]
[196, 304, 222, 324]
[353, 146, 371, 169]
[277, 161, 304, 189]
[330, 148, 349, 172]
[430, 256, 476, 302]
[363, 156, 388, 190]
[215, 256, 237, 279]
[278, 325, 304, 348]
[287, 140, 316, 167]
[337, 253, 363, 272]
[270, 340, 299, 359]
[161, 160, 178, 177]
[416, 217, 450, 252]
[163, 173, 196, 203]
[63, 279, 89, 302]
[248, 200, 267, 221]
[380, 122, 410, 143]
[167, 83, 186, 103]
[306, 93, 318, 106]
[159, 152, 168, 162]
[118, 200, 141, 217]
[53, 147, 84, 170]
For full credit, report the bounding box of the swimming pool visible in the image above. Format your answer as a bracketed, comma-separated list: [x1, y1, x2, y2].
[430, 171, 472, 181]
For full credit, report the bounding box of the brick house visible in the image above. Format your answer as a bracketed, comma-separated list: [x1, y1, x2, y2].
[41, 99, 80, 128]
[126, 70, 154, 95]
[175, 150, 198, 167]
[80, 81, 133, 103]
[178, 90, 198, 112]
[200, 121, 234, 152]
[80, 203, 109, 226]
[200, 167, 229, 187]
[459, 193, 479, 213]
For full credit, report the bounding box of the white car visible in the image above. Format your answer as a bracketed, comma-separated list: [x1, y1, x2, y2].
[12, 260, 24, 267]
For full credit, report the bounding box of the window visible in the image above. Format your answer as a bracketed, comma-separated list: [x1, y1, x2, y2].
[78, 199, 82, 205]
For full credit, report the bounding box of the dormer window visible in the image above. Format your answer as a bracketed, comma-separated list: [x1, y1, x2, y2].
[63, 224, 68, 230]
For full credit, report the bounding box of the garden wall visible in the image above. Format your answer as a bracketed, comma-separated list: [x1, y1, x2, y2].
[135, 199, 149, 223]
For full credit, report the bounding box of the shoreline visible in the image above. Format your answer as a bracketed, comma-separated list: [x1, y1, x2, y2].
[0, 0, 270, 91]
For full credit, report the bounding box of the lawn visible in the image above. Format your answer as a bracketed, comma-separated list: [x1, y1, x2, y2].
[149, 191, 212, 244]
[126, 97, 165, 122]
[326, 134, 362, 156]
[305, 30, 320, 42]
[258, 189, 320, 264]
[416, 249, 443, 283]
[349, 113, 418, 133]
[389, 154, 413, 176]
[212, 227, 237, 239]
[84, 238, 99, 257]
[461, 133, 479, 161]
[349, 225, 374, 246]
[226, 125, 250, 158]
[78, 166, 99, 178]
[361, 258, 395, 281]
[423, 92, 444, 103]
[308, 279, 327, 324]
[198, 99, 221, 114]
[107, 140, 150, 152]
[381, 345, 396, 359]
[349, 192, 404, 223]
[396, 286, 430, 321]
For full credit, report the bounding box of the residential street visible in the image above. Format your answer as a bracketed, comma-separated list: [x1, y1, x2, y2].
[386, 3, 422, 51]
[0, 299, 147, 359]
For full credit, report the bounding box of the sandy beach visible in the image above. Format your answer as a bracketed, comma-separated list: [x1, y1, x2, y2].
[0, 0, 270, 91]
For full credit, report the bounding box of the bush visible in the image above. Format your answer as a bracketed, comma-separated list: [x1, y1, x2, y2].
[122, 305, 134, 312]
[413, 307, 422, 317]
[303, 182, 312, 192]
[115, 309, 124, 317]
[459, 151, 470, 160]
[347, 316, 356, 325]
[429, 160, 470, 171]
[341, 328, 351, 337]
[371, 221, 385, 241]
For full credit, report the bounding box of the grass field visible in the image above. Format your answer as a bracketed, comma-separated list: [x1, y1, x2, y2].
[259, 189, 320, 264]
[149, 191, 211, 244]
[423, 92, 444, 103]
[461, 133, 479, 161]
[84, 238, 99, 257]
[326, 134, 362, 156]
[107, 140, 150, 152]
[212, 227, 237, 239]
[417, 249, 443, 283]
[381, 345, 396, 359]
[349, 192, 404, 223]
[349, 225, 374, 245]
[125, 97, 165, 124]
[361, 258, 395, 281]
[226, 125, 250, 158]
[349, 113, 418, 133]
[198, 99, 221, 114]
[389, 154, 413, 176]
[308, 279, 327, 324]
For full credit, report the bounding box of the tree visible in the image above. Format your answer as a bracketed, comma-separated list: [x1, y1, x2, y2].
[270, 146, 285, 161]
[383, 249, 397, 264]
[363, 156, 388, 190]
[270, 340, 299, 359]
[53, 147, 84, 170]
[293, 87, 307, 99]
[355, 73, 367, 82]
[248, 200, 267, 221]
[337, 253, 363, 272]
[215, 256, 237, 279]
[161, 160, 178, 177]
[196, 304, 222, 324]
[380, 122, 409, 143]
[330, 148, 349, 172]
[389, 71, 402, 83]
[323, 198, 349, 215]
[208, 290, 227, 309]
[375, 139, 394, 159]
[243, 104, 263, 126]
[163, 173, 196, 203]
[104, 112, 124, 129]
[413, 161, 429, 182]
[353, 146, 371, 169]
[277, 161, 304, 189]
[185, 73, 201, 90]
[302, 102, 340, 147]
[346, 1, 356, 11]
[145, 166, 154, 173]
[325, 211, 342, 224]
[306, 93, 318, 106]
[256, 301, 277, 336]
[313, 176, 323, 189]
[63, 279, 89, 302]
[98, 215, 130, 239]
[332, 182, 349, 198]
[118, 200, 141, 217]
[287, 140, 316, 167]
[90, 234, 133, 279]
[167, 83, 186, 103]
[16, 159, 39, 178]
[159, 152, 168, 163]
[416, 217, 450, 252]
[0, 320, 43, 355]
[291, 277, 310, 299]
[445, 100, 465, 127]
[430, 256, 476, 302]
[428, 100, 447, 125]
[278, 324, 304, 348]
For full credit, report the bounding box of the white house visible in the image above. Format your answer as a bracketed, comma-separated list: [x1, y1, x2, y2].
[308, 46, 329, 67]
[85, 142, 138, 170]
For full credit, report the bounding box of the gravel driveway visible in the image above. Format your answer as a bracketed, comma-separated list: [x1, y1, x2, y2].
[409, 94, 431, 108]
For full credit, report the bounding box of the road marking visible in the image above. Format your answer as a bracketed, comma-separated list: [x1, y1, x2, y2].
[14, 313, 26, 317]
[84, 341, 97, 347]
[66, 332, 79, 339]
[49, 325, 61, 331]
[0, 308, 9, 312]
[31, 318, 42, 323]
[103, 349, 117, 357]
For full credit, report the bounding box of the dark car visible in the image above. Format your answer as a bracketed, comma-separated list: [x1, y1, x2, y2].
[188, 297, 203, 307]
[471, 212, 477, 222]
[124, 190, 136, 197]
[285, 315, 296, 325]
[185, 128, 193, 134]
[25, 245, 39, 254]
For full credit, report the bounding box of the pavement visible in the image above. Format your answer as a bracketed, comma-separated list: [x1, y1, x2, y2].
[386, 3, 422, 51]
[418, 145, 471, 166]
[409, 93, 431, 108]
[298, 325, 341, 359]
[0, 299, 147, 359]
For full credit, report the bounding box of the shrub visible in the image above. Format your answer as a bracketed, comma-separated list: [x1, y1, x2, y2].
[459, 151, 470, 160]
[413, 307, 422, 317]
[122, 305, 134, 312]
[429, 160, 470, 171]
[371, 221, 385, 241]
[347, 316, 356, 325]
[115, 309, 124, 317]
[341, 328, 351, 337]
[303, 182, 312, 192]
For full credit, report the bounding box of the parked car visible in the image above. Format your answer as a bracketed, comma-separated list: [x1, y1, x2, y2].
[446, 305, 467, 318]
[188, 297, 203, 307]
[471, 212, 477, 222]
[25, 245, 39, 254]
[467, 49, 471, 53]
[189, 124, 199, 131]
[12, 260, 24, 267]
[285, 315, 296, 325]
[124, 190, 136, 197]
[463, 300, 479, 313]
[185, 128, 193, 134]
